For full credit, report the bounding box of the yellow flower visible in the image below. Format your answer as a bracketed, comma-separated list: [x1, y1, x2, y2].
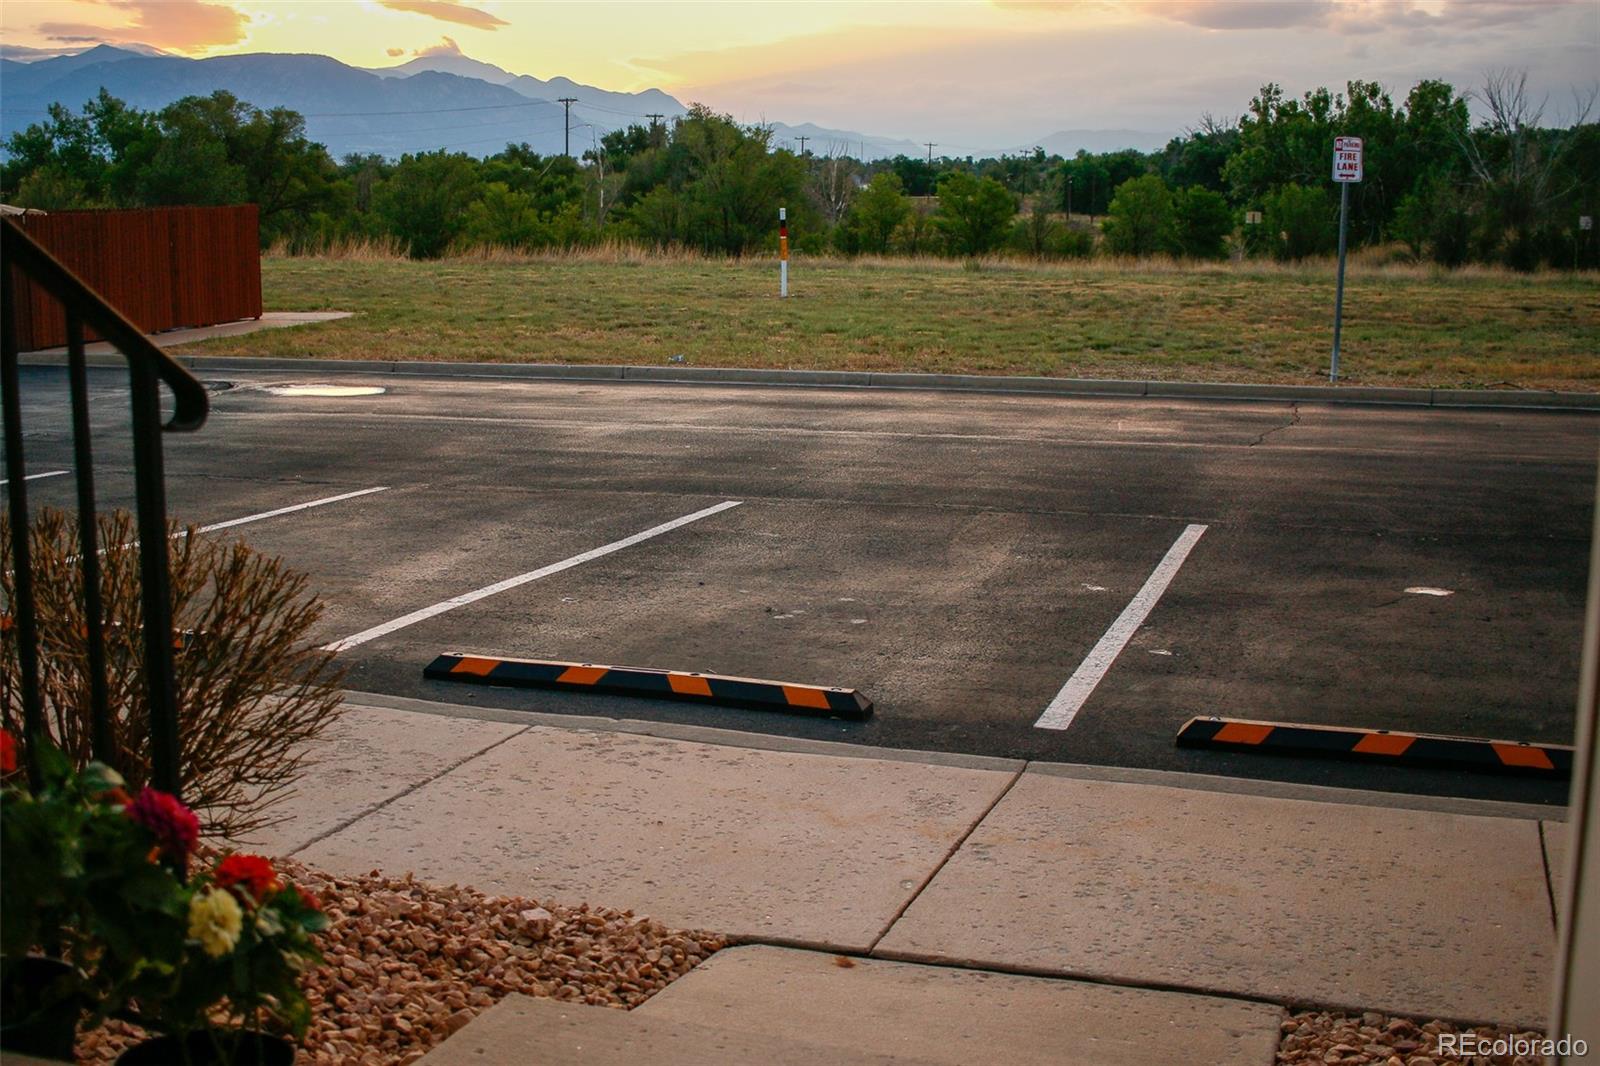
[188, 887, 243, 958]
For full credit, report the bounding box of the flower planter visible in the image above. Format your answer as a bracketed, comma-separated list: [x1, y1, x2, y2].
[0, 955, 83, 1059]
[117, 1029, 295, 1066]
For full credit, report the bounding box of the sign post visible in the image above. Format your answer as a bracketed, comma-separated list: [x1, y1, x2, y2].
[779, 207, 789, 298]
[1329, 136, 1362, 382]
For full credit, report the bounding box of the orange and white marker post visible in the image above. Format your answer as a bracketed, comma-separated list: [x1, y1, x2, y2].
[779, 207, 789, 298]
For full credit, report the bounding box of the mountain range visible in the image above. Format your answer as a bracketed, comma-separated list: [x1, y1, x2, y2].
[0, 43, 1171, 161]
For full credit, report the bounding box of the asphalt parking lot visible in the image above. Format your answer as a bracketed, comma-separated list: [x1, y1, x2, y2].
[9, 365, 1596, 806]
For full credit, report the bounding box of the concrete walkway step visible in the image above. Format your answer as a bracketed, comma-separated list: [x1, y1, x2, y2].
[414, 992, 915, 1065]
[637, 945, 1282, 1065]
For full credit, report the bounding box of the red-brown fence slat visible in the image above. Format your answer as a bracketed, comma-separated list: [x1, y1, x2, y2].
[9, 206, 261, 351]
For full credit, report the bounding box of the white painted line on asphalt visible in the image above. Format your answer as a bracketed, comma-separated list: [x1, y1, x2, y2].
[322, 499, 744, 653]
[1034, 523, 1208, 731]
[83, 486, 393, 560]
[0, 469, 69, 486]
[191, 486, 391, 535]
[1405, 586, 1454, 597]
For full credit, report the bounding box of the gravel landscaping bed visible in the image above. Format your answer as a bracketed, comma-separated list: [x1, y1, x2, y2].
[1278, 1009, 1548, 1066]
[78, 856, 727, 1064]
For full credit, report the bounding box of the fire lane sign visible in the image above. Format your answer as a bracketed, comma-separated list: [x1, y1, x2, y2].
[1333, 136, 1363, 183]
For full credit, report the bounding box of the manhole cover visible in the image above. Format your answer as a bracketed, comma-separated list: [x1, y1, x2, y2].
[264, 384, 386, 397]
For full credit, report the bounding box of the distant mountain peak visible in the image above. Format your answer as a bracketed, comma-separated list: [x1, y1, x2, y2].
[2, 42, 165, 63]
[370, 41, 518, 86]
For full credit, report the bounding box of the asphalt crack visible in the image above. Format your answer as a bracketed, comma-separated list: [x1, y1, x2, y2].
[1248, 402, 1301, 447]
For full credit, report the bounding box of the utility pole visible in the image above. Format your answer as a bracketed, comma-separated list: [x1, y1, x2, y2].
[558, 97, 578, 157]
[925, 142, 936, 164]
[797, 135, 809, 156]
[645, 112, 664, 147]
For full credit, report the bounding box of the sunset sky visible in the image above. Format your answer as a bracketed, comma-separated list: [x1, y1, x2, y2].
[1, 1, 1594, 145]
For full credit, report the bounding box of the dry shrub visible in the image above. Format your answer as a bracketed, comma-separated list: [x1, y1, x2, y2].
[1, 508, 345, 837]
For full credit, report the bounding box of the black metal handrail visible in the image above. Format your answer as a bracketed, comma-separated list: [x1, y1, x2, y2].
[2, 217, 209, 797]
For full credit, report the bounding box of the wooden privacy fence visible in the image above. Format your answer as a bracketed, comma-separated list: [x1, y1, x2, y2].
[6, 205, 262, 351]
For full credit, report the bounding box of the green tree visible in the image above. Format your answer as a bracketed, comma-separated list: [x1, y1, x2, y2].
[1263, 183, 1334, 260]
[460, 182, 544, 248]
[1102, 174, 1175, 256]
[1172, 185, 1233, 259]
[1159, 118, 1238, 193]
[373, 151, 482, 258]
[669, 106, 809, 255]
[889, 155, 939, 196]
[845, 172, 910, 254]
[935, 171, 1016, 255]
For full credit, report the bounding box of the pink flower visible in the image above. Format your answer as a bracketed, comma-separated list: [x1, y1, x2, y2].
[124, 788, 199, 862]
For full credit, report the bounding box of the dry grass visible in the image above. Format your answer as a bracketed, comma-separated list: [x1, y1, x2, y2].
[265, 235, 409, 261]
[201, 254, 1599, 390]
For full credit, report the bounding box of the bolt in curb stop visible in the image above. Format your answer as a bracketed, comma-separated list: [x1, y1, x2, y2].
[1176, 715, 1573, 778]
[424, 652, 872, 720]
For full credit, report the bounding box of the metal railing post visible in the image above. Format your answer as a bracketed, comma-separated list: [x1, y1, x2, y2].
[3, 217, 206, 798]
[66, 316, 114, 766]
[1, 266, 46, 791]
[127, 363, 182, 796]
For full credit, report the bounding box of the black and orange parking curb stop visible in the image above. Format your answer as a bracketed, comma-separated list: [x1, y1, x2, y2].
[1176, 716, 1573, 778]
[424, 652, 873, 720]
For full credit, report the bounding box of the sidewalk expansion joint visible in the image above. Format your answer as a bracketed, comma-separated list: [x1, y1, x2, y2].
[864, 764, 1028, 955]
[286, 724, 533, 858]
[1539, 821, 1560, 932]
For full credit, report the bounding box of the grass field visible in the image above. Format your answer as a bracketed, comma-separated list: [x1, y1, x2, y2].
[189, 252, 1600, 390]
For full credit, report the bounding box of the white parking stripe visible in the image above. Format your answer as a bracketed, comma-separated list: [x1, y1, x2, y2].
[191, 486, 390, 535]
[321, 500, 744, 653]
[0, 470, 69, 486]
[1034, 524, 1208, 731]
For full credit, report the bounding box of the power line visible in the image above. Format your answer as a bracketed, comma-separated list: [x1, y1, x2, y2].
[797, 135, 809, 155]
[333, 115, 571, 138]
[300, 99, 552, 118]
[925, 141, 936, 164]
[568, 100, 676, 120]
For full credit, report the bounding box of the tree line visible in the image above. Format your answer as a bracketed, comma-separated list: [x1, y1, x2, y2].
[3, 74, 1596, 270]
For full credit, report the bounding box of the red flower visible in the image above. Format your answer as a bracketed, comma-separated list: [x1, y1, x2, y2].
[216, 853, 278, 904]
[0, 730, 15, 775]
[295, 885, 321, 913]
[124, 788, 200, 862]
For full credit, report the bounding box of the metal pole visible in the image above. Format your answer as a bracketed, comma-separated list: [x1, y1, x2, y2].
[779, 207, 789, 299]
[1330, 180, 1350, 383]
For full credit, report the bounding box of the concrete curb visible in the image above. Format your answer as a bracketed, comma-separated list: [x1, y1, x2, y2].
[341, 690, 1562, 821]
[21, 352, 1600, 411]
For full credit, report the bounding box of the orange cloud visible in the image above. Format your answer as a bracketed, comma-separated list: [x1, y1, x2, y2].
[37, 0, 247, 52]
[377, 0, 508, 31]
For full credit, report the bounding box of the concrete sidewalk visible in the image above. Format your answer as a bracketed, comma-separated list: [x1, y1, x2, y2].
[247, 692, 1566, 1060]
[20, 311, 351, 357]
